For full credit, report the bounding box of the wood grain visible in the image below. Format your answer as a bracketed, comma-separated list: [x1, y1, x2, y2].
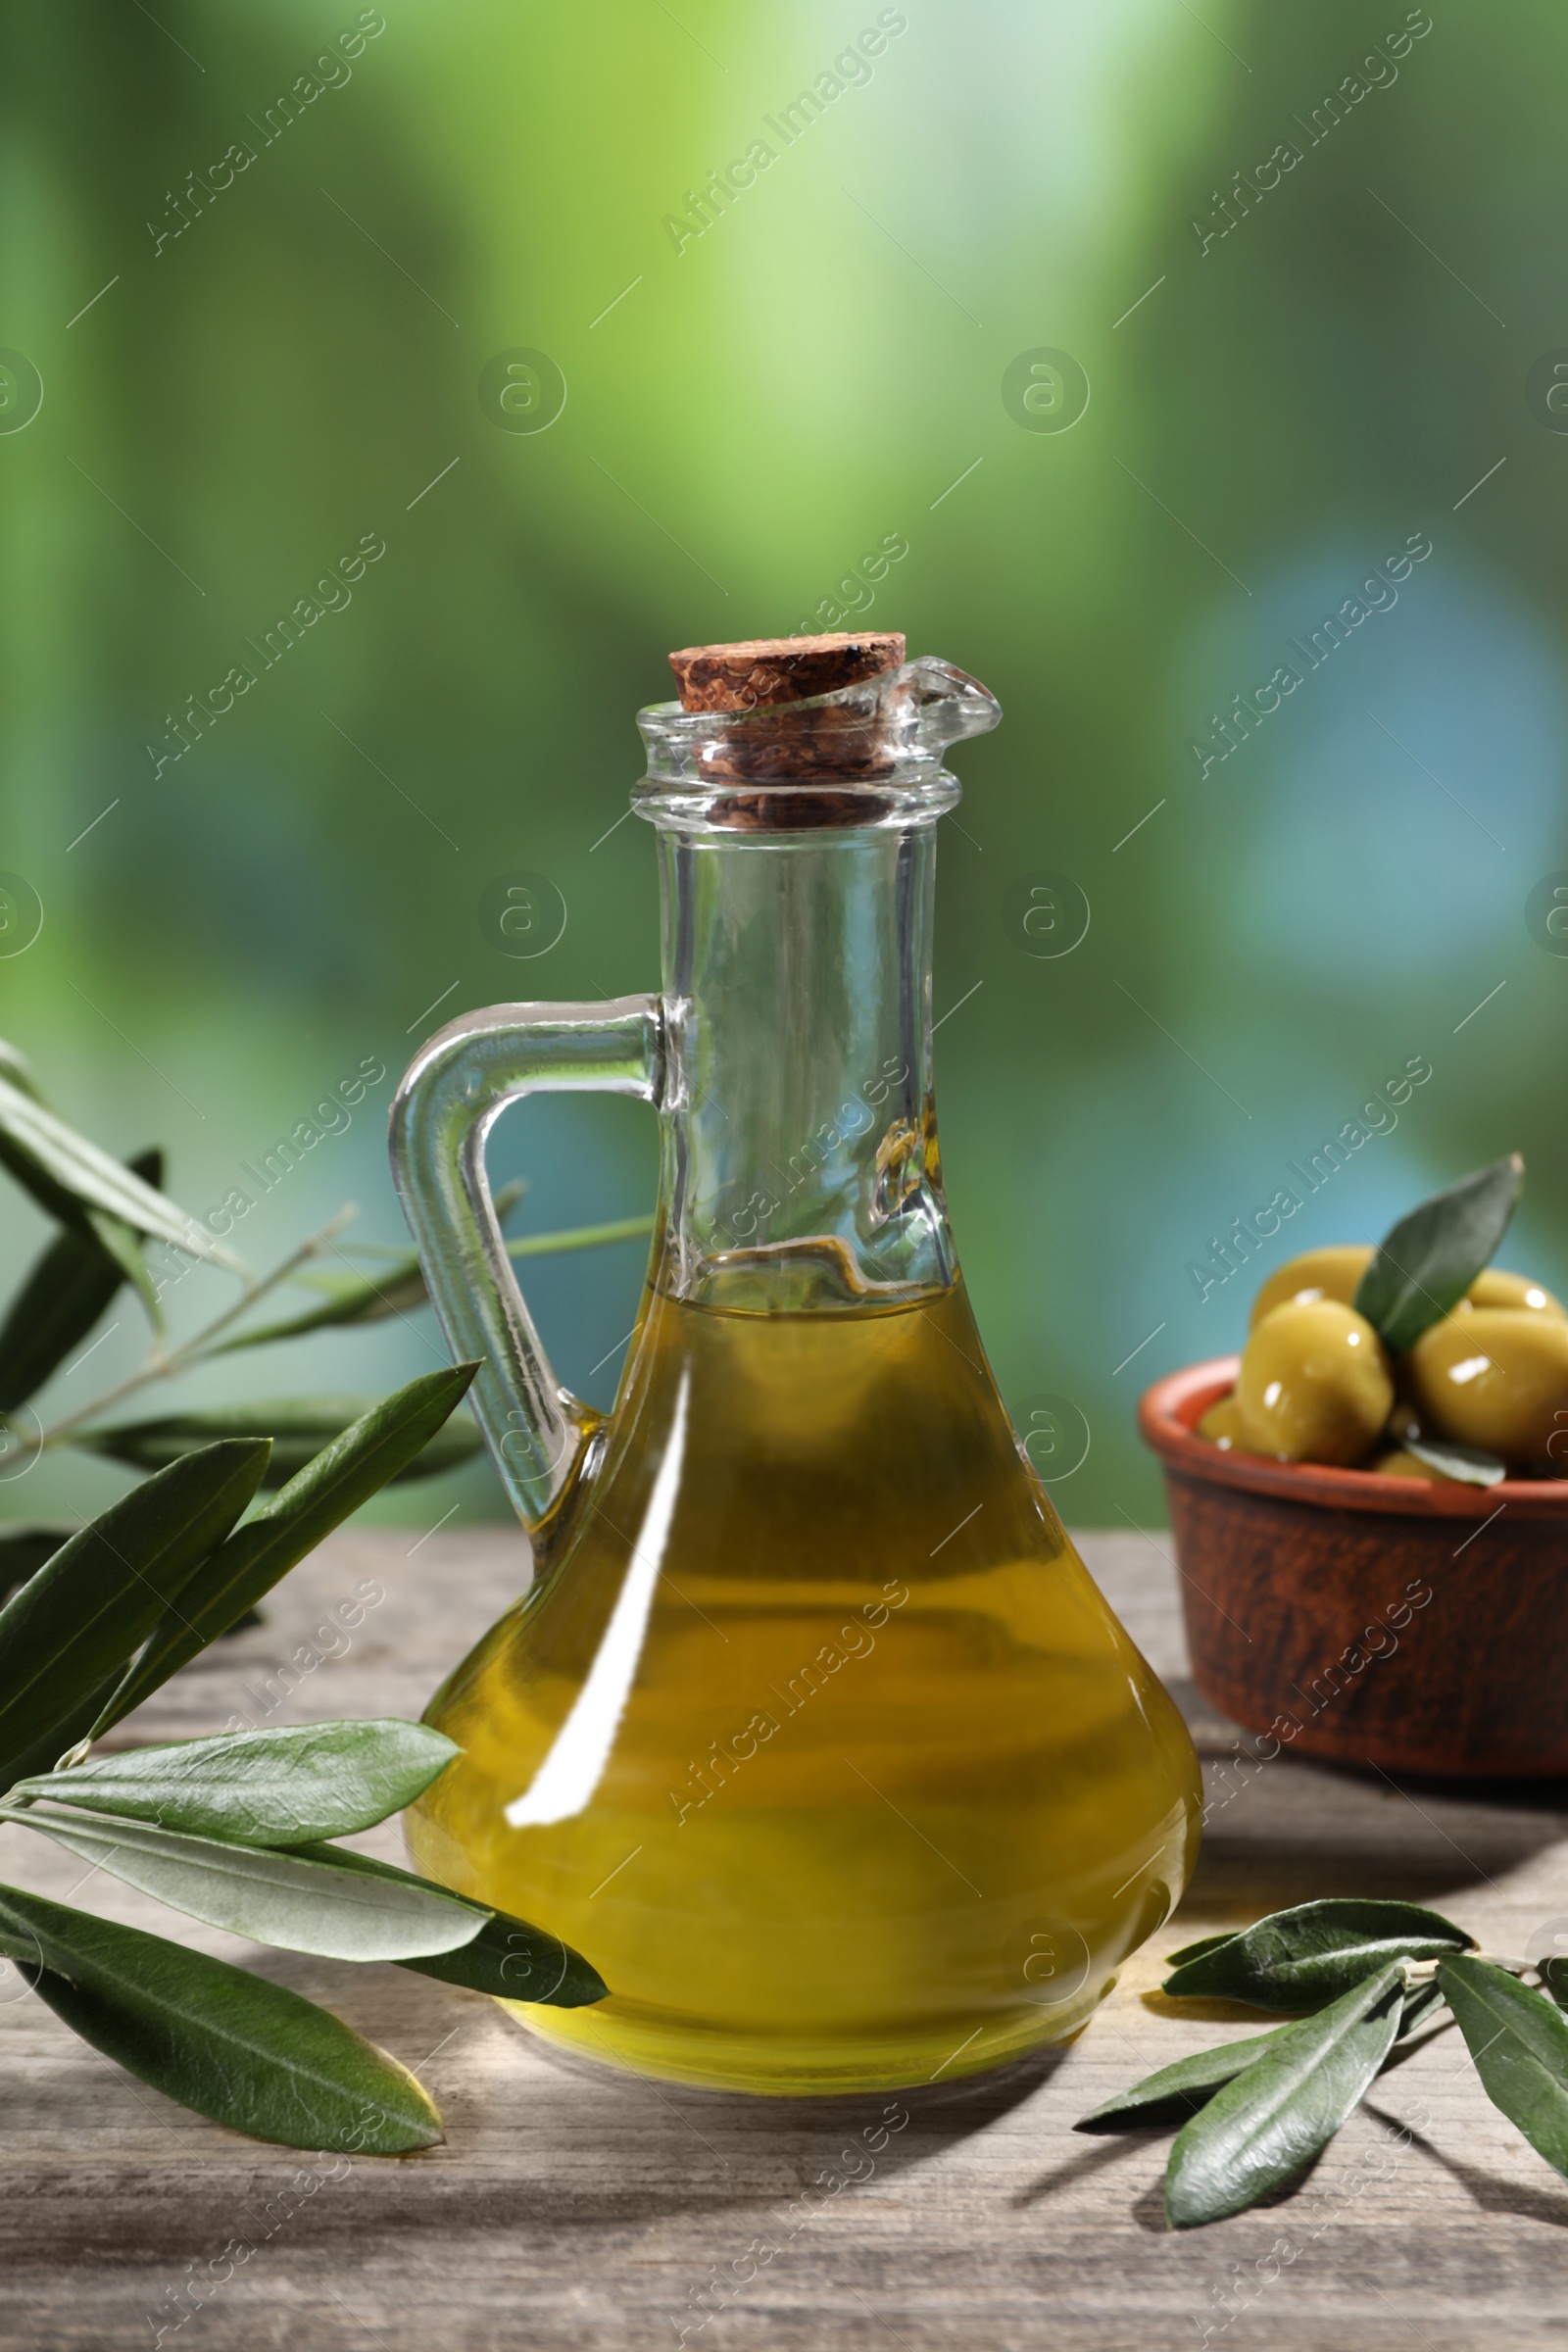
[4, 1527, 1566, 2350]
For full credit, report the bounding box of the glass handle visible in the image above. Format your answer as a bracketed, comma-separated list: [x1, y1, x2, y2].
[389, 996, 663, 1534]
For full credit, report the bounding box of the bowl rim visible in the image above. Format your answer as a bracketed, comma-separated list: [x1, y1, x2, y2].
[1139, 1354, 1568, 1520]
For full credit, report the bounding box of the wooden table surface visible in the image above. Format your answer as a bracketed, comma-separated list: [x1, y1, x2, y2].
[5, 1525, 1567, 2352]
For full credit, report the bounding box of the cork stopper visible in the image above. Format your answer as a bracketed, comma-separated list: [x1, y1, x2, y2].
[668, 632, 906, 714]
[661, 632, 907, 825]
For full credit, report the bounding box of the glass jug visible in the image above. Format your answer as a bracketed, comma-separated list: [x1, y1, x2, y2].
[390, 641, 1200, 2095]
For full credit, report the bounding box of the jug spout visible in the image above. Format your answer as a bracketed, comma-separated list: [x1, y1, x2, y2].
[898, 655, 1004, 755]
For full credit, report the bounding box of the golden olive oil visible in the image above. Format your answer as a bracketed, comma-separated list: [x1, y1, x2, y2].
[408, 1278, 1201, 2094]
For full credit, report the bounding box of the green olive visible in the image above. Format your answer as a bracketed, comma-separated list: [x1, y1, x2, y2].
[1250, 1246, 1374, 1330]
[1371, 1447, 1445, 1482]
[1197, 1395, 1250, 1450]
[1236, 1299, 1394, 1464]
[1406, 1307, 1568, 1467]
[1461, 1267, 1566, 1317]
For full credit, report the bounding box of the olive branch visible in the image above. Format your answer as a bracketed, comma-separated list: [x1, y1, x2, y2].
[1079, 1899, 1568, 2227]
[0, 1036, 640, 2151]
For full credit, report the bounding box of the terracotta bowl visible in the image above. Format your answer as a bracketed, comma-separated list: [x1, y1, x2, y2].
[1139, 1356, 1568, 1780]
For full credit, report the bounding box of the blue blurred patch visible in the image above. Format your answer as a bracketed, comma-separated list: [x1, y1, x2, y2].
[1179, 548, 1566, 981]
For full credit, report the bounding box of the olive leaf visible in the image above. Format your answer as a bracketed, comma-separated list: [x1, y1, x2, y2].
[88, 1365, 479, 1738]
[13, 1720, 461, 1846]
[8, 1804, 486, 1961]
[0, 1072, 242, 1271]
[0, 1150, 165, 1410]
[1403, 1437, 1508, 1489]
[72, 1395, 482, 1486]
[1164, 1963, 1406, 2228]
[488, 1176, 526, 1223]
[0, 1524, 73, 1604]
[213, 1210, 653, 1354]
[1162, 1898, 1473, 2012]
[82, 1202, 164, 1333]
[1353, 1154, 1525, 1354]
[506, 1214, 654, 1259]
[401, 1907, 609, 2007]
[214, 1262, 431, 1349]
[1076, 2024, 1296, 2132]
[0, 1879, 441, 2152]
[285, 1844, 609, 2008]
[0, 1037, 45, 1102]
[1079, 1978, 1441, 2138]
[0, 1671, 130, 1789]
[0, 1440, 270, 1781]
[210, 1178, 532, 1351]
[1438, 1954, 1568, 2180]
[1163, 1930, 1241, 1966]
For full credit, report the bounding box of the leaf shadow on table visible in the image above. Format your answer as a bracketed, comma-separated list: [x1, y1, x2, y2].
[1008, 2131, 1149, 2210]
[1361, 2099, 1568, 2232]
[1008, 2114, 1347, 2230]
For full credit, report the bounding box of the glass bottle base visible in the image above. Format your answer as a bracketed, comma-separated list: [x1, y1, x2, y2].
[496, 1986, 1106, 2098]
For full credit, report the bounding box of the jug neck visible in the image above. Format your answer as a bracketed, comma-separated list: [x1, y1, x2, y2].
[647, 817, 953, 1310]
[385, 647, 1000, 1541]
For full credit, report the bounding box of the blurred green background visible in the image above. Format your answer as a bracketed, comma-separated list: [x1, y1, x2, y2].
[2, 0, 1564, 1531]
